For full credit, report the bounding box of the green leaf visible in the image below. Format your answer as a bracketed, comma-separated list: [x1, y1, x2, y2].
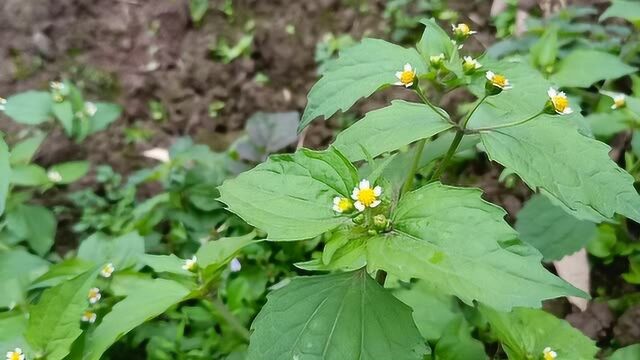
[417, 19, 464, 77]
[196, 232, 256, 276]
[480, 118, 640, 223]
[530, 26, 558, 69]
[0, 249, 49, 308]
[189, 0, 209, 23]
[516, 194, 598, 261]
[89, 102, 121, 133]
[600, 0, 640, 23]
[586, 112, 628, 138]
[10, 132, 46, 165]
[480, 305, 598, 360]
[52, 101, 75, 136]
[219, 147, 358, 241]
[394, 281, 463, 341]
[48, 161, 90, 184]
[9, 164, 49, 186]
[0, 137, 10, 216]
[434, 318, 488, 360]
[77, 232, 145, 269]
[551, 50, 637, 88]
[139, 254, 193, 276]
[367, 183, 585, 311]
[610, 344, 640, 360]
[6, 204, 56, 256]
[3, 91, 52, 124]
[30, 258, 94, 290]
[246, 270, 428, 360]
[83, 278, 189, 360]
[25, 269, 99, 360]
[299, 38, 427, 131]
[333, 100, 452, 161]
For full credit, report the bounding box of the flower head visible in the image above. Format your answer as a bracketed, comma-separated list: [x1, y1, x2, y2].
[182, 256, 198, 272]
[229, 258, 242, 272]
[6, 348, 25, 360]
[543, 347, 557, 360]
[429, 53, 446, 68]
[463, 56, 482, 73]
[451, 39, 463, 49]
[350, 179, 382, 212]
[0, 97, 6, 112]
[88, 287, 101, 304]
[47, 170, 62, 183]
[452, 23, 476, 41]
[81, 311, 97, 323]
[610, 93, 626, 110]
[395, 63, 416, 88]
[84, 102, 97, 117]
[486, 71, 512, 90]
[100, 263, 115, 278]
[50, 82, 65, 91]
[333, 197, 353, 213]
[547, 88, 573, 115]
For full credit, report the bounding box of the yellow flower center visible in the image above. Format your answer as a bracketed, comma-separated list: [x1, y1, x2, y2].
[614, 98, 625, 108]
[543, 352, 555, 360]
[88, 289, 98, 298]
[399, 70, 415, 85]
[491, 74, 508, 88]
[458, 23, 470, 35]
[337, 198, 352, 212]
[357, 188, 377, 207]
[552, 96, 569, 112]
[9, 353, 20, 360]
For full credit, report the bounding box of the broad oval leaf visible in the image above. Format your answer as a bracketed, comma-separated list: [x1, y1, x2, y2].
[246, 269, 428, 360]
[6, 204, 56, 256]
[550, 50, 637, 88]
[89, 102, 122, 133]
[333, 100, 452, 161]
[0, 137, 10, 216]
[516, 194, 598, 261]
[480, 118, 640, 223]
[82, 278, 189, 360]
[3, 91, 52, 124]
[48, 161, 90, 184]
[299, 38, 427, 131]
[417, 19, 464, 77]
[480, 305, 598, 360]
[610, 344, 640, 360]
[219, 148, 358, 241]
[25, 269, 99, 360]
[600, 0, 640, 23]
[367, 183, 585, 311]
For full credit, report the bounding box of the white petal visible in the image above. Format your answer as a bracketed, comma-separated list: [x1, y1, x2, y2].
[351, 188, 359, 200]
[333, 204, 342, 213]
[550, 351, 557, 357]
[354, 201, 365, 212]
[395, 71, 403, 79]
[230, 258, 242, 272]
[543, 347, 551, 352]
[403, 63, 412, 71]
[333, 197, 341, 205]
[359, 179, 370, 190]
[404, 81, 413, 87]
[564, 107, 573, 114]
[394, 81, 404, 86]
[463, 56, 472, 62]
[451, 24, 456, 31]
[547, 88, 557, 98]
[558, 91, 566, 98]
[611, 104, 617, 109]
[373, 186, 382, 196]
[470, 30, 477, 34]
[486, 71, 494, 80]
[370, 200, 381, 208]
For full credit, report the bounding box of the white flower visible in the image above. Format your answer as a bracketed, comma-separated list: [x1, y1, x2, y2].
[6, 348, 25, 360]
[47, 170, 62, 183]
[88, 287, 101, 304]
[429, 53, 445, 66]
[182, 256, 197, 271]
[0, 97, 6, 111]
[332, 196, 353, 213]
[463, 56, 482, 72]
[50, 81, 65, 91]
[543, 347, 557, 360]
[100, 263, 115, 278]
[350, 179, 382, 212]
[486, 71, 512, 90]
[142, 147, 170, 163]
[81, 311, 97, 323]
[547, 87, 573, 115]
[452, 23, 477, 37]
[84, 102, 97, 117]
[611, 93, 626, 110]
[394, 63, 416, 88]
[229, 258, 242, 272]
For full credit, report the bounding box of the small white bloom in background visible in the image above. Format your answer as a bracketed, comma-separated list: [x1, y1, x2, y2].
[462, 56, 482, 72]
[84, 102, 97, 117]
[0, 97, 6, 111]
[6, 348, 25, 360]
[50, 81, 65, 91]
[610, 93, 626, 110]
[229, 258, 242, 272]
[351, 179, 382, 212]
[81, 311, 97, 323]
[547, 88, 573, 115]
[332, 196, 353, 213]
[394, 63, 416, 88]
[452, 23, 476, 36]
[100, 263, 115, 278]
[87, 287, 101, 304]
[142, 147, 171, 163]
[486, 71, 512, 90]
[182, 256, 198, 272]
[543, 347, 557, 360]
[47, 170, 63, 183]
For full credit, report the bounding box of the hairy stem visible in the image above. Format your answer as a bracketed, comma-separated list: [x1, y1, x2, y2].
[401, 138, 428, 196]
[211, 296, 251, 342]
[469, 111, 544, 133]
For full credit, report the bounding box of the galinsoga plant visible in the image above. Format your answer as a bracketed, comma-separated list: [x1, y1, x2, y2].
[218, 19, 636, 359]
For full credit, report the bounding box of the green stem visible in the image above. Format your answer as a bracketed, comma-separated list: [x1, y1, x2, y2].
[469, 111, 544, 133]
[429, 95, 488, 181]
[211, 296, 251, 342]
[401, 138, 428, 195]
[415, 85, 451, 123]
